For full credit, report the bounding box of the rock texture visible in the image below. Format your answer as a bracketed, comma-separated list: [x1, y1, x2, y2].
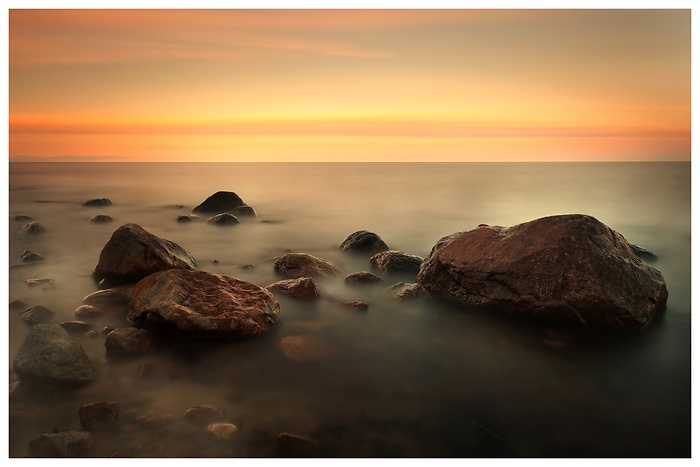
[79, 400, 120, 431]
[416, 214, 668, 330]
[193, 191, 246, 214]
[207, 213, 240, 225]
[370, 250, 423, 278]
[129, 269, 281, 338]
[12, 324, 98, 388]
[104, 327, 157, 357]
[273, 253, 341, 279]
[267, 277, 321, 300]
[338, 230, 390, 254]
[92, 223, 197, 285]
[26, 431, 93, 457]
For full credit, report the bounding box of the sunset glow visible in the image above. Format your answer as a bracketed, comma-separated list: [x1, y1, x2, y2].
[8, 8, 691, 162]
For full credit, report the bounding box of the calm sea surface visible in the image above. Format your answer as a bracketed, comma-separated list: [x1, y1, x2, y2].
[6, 162, 691, 457]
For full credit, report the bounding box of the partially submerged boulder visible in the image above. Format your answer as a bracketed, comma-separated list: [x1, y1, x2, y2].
[273, 253, 341, 279]
[267, 277, 321, 300]
[92, 223, 197, 285]
[12, 324, 98, 388]
[370, 250, 423, 278]
[83, 198, 112, 207]
[193, 191, 246, 214]
[21, 221, 45, 234]
[338, 230, 390, 254]
[129, 269, 281, 339]
[207, 213, 240, 225]
[417, 214, 668, 330]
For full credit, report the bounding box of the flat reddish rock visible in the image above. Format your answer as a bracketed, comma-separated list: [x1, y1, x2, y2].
[266, 277, 320, 300]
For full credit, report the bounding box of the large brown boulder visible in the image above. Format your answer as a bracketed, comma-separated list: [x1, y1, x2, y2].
[192, 191, 246, 214]
[416, 214, 668, 330]
[129, 269, 281, 338]
[92, 223, 197, 285]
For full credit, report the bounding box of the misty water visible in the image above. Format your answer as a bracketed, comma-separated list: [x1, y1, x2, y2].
[7, 162, 691, 457]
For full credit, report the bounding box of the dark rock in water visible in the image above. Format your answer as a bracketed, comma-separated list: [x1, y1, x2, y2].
[79, 400, 120, 431]
[207, 422, 239, 440]
[20, 221, 45, 234]
[128, 269, 281, 339]
[274, 253, 342, 279]
[417, 214, 668, 330]
[60, 321, 94, 335]
[338, 230, 390, 254]
[83, 287, 134, 307]
[90, 214, 113, 223]
[21, 250, 45, 263]
[233, 205, 257, 217]
[24, 277, 55, 289]
[105, 327, 157, 358]
[278, 432, 320, 456]
[176, 215, 195, 223]
[12, 324, 98, 388]
[336, 300, 369, 311]
[27, 431, 93, 457]
[20, 305, 56, 325]
[92, 223, 197, 285]
[11, 214, 33, 221]
[266, 277, 321, 300]
[345, 271, 386, 286]
[385, 282, 430, 300]
[74, 305, 122, 319]
[192, 191, 245, 214]
[631, 243, 658, 261]
[370, 250, 424, 278]
[185, 404, 225, 425]
[83, 198, 112, 207]
[207, 213, 240, 225]
[9, 299, 29, 311]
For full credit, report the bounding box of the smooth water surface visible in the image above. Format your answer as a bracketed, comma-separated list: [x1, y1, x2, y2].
[6, 162, 691, 457]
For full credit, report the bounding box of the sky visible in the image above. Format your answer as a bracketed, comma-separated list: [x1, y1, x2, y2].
[6, 5, 693, 162]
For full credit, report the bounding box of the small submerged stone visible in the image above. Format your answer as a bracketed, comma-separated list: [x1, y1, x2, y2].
[207, 422, 239, 440]
[385, 282, 430, 301]
[207, 213, 240, 225]
[345, 271, 385, 286]
[26, 431, 93, 457]
[21, 250, 45, 263]
[79, 400, 120, 431]
[233, 205, 256, 217]
[105, 327, 158, 358]
[24, 278, 55, 289]
[273, 253, 342, 279]
[370, 250, 424, 278]
[185, 404, 225, 425]
[83, 198, 112, 207]
[336, 301, 369, 311]
[20, 221, 45, 234]
[11, 214, 33, 221]
[19, 305, 55, 324]
[267, 277, 321, 300]
[90, 214, 113, 223]
[60, 321, 95, 335]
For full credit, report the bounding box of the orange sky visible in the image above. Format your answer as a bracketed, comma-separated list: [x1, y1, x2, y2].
[7, 8, 691, 162]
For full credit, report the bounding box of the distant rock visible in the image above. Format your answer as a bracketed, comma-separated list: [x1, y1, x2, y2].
[12, 324, 98, 388]
[207, 213, 240, 225]
[192, 191, 246, 214]
[24, 278, 55, 289]
[20, 305, 55, 325]
[90, 214, 113, 223]
[11, 214, 33, 221]
[128, 269, 281, 339]
[104, 327, 158, 358]
[92, 223, 197, 285]
[185, 404, 225, 425]
[20, 221, 45, 234]
[21, 250, 45, 263]
[338, 230, 390, 254]
[417, 214, 669, 330]
[370, 250, 424, 278]
[345, 271, 386, 286]
[267, 277, 321, 300]
[26, 431, 93, 457]
[385, 282, 430, 300]
[79, 400, 120, 431]
[336, 301, 369, 311]
[177, 215, 195, 223]
[83, 198, 112, 207]
[233, 205, 257, 217]
[273, 253, 341, 279]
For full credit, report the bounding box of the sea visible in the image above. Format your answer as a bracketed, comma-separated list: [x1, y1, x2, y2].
[6, 162, 692, 457]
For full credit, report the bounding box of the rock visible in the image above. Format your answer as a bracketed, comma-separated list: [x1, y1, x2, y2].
[99, 326, 114, 336]
[207, 213, 240, 225]
[417, 214, 669, 330]
[26, 431, 92, 457]
[192, 191, 246, 214]
[83, 287, 134, 307]
[21, 250, 45, 263]
[92, 223, 197, 285]
[24, 278, 55, 289]
[104, 327, 157, 358]
[19, 305, 55, 324]
[21, 221, 45, 234]
[338, 230, 390, 254]
[336, 301, 369, 311]
[79, 400, 120, 431]
[83, 198, 111, 207]
[74, 305, 122, 319]
[12, 324, 98, 388]
[385, 282, 430, 300]
[370, 250, 423, 278]
[176, 215, 195, 223]
[233, 205, 256, 217]
[207, 422, 239, 440]
[10, 299, 29, 310]
[278, 335, 336, 362]
[267, 277, 321, 300]
[185, 404, 225, 425]
[345, 271, 386, 286]
[89, 214, 113, 223]
[631, 243, 658, 261]
[85, 330, 100, 339]
[11, 214, 33, 221]
[273, 253, 342, 279]
[125, 407, 173, 427]
[128, 269, 280, 339]
[278, 432, 320, 456]
[60, 321, 94, 335]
